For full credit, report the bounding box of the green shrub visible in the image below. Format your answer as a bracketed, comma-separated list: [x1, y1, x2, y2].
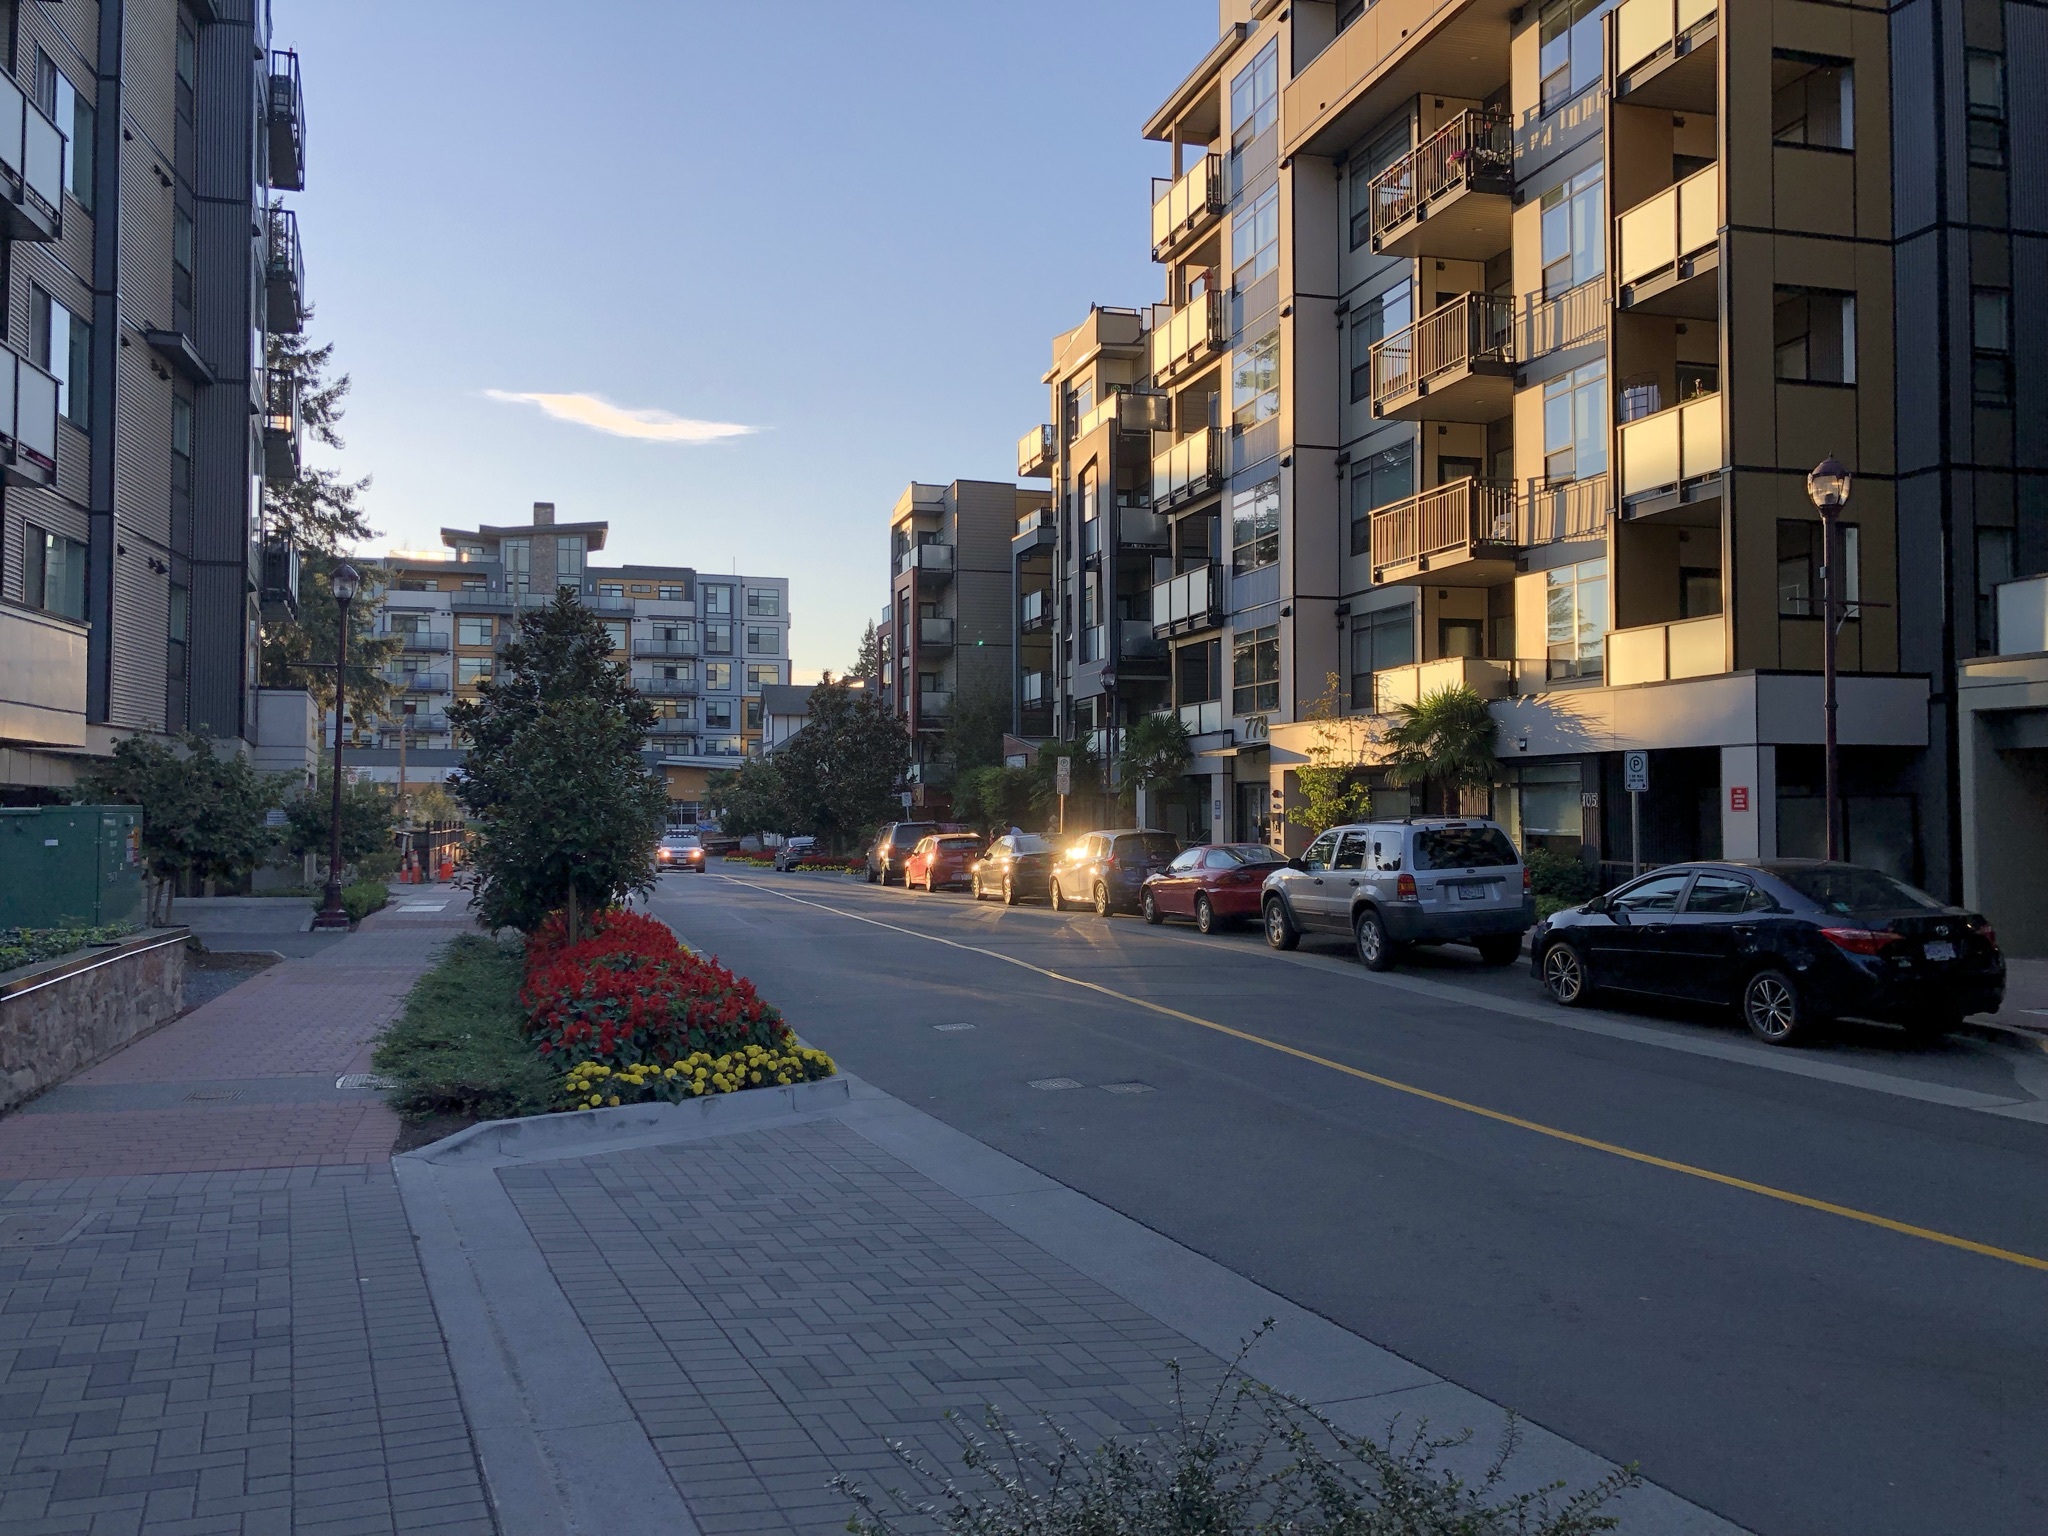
[1525, 846, 1597, 904]
[372, 933, 558, 1121]
[356, 848, 402, 882]
[0, 924, 136, 975]
[340, 880, 389, 923]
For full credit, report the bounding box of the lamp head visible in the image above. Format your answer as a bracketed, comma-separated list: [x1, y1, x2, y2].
[1806, 456, 1851, 512]
[330, 561, 361, 603]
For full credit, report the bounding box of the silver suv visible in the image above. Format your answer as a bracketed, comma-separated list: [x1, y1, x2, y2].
[1261, 817, 1533, 971]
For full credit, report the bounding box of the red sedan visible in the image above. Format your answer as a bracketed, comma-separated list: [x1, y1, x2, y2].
[1141, 842, 1287, 933]
[904, 833, 985, 892]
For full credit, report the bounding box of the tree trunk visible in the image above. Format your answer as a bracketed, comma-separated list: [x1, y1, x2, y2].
[566, 883, 581, 946]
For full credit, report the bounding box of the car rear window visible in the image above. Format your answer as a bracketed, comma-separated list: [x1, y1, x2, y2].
[1413, 826, 1519, 870]
[1117, 834, 1180, 860]
[1011, 835, 1049, 853]
[1771, 865, 1943, 914]
[890, 824, 936, 846]
[937, 835, 980, 849]
[1216, 845, 1284, 866]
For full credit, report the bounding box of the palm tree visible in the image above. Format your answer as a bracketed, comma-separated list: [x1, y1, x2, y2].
[1382, 685, 1498, 814]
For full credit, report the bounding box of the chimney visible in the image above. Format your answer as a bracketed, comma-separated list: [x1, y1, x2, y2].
[532, 501, 555, 526]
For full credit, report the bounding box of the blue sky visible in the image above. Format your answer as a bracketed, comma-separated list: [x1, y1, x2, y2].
[284, 1, 1217, 680]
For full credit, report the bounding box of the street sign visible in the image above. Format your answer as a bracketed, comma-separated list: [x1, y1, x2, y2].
[1624, 751, 1650, 794]
[1730, 785, 1750, 812]
[1055, 756, 1072, 796]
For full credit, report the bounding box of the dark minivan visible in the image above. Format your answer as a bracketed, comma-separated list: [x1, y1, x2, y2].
[1050, 830, 1181, 916]
[865, 821, 938, 886]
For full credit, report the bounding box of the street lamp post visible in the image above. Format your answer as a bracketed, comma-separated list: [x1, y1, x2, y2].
[1805, 457, 1852, 861]
[313, 561, 361, 930]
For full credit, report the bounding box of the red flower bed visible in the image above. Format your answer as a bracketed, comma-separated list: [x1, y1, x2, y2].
[521, 908, 793, 1066]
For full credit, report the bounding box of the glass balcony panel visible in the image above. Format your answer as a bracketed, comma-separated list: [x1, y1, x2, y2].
[13, 357, 56, 474]
[1018, 423, 1055, 477]
[21, 107, 59, 216]
[1618, 194, 1677, 288]
[1619, 409, 1682, 498]
[1151, 153, 1223, 257]
[0, 73, 23, 180]
[1614, 0, 1672, 78]
[1679, 396, 1722, 479]
[1678, 165, 1719, 257]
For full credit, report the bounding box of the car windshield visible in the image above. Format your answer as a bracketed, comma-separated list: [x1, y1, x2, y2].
[1771, 864, 1944, 914]
[1118, 834, 1181, 860]
[1216, 845, 1284, 866]
[663, 836, 697, 847]
[1009, 835, 1049, 854]
[1413, 826, 1519, 871]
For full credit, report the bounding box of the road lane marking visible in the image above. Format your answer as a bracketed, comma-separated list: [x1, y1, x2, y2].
[703, 875, 2048, 1276]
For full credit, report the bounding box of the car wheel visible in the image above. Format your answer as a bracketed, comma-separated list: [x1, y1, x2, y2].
[1475, 935, 1522, 967]
[1353, 909, 1396, 972]
[971, 874, 982, 900]
[866, 866, 878, 884]
[1540, 941, 1592, 1007]
[1003, 875, 1018, 907]
[1049, 878, 1065, 912]
[1741, 967, 1808, 1046]
[1263, 898, 1300, 951]
[1142, 889, 1162, 925]
[1195, 895, 1217, 936]
[1093, 881, 1111, 917]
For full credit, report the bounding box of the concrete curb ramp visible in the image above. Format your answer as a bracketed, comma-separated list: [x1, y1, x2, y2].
[397, 1074, 1749, 1536]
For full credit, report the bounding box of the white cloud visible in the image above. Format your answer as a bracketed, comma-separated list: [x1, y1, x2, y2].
[483, 390, 756, 443]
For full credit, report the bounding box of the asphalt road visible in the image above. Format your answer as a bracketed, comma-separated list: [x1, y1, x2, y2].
[644, 866, 2048, 1536]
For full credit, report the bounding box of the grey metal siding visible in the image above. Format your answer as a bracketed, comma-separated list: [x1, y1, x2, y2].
[2011, 3, 2048, 234]
[1892, 0, 1938, 236]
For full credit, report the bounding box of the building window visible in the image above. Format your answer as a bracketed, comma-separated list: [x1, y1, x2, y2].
[1540, 166, 1604, 297]
[1231, 184, 1279, 290]
[705, 661, 732, 691]
[23, 524, 86, 619]
[746, 662, 779, 691]
[1232, 327, 1280, 428]
[1349, 441, 1415, 557]
[174, 23, 196, 119]
[1175, 637, 1221, 705]
[38, 55, 92, 210]
[1229, 39, 1278, 153]
[1539, 0, 1614, 115]
[456, 541, 486, 561]
[171, 394, 192, 494]
[703, 585, 732, 616]
[1349, 283, 1412, 402]
[1774, 290, 1855, 384]
[1967, 51, 2007, 169]
[1972, 288, 2011, 405]
[1350, 604, 1416, 709]
[1079, 464, 1099, 525]
[1776, 520, 1861, 618]
[555, 534, 586, 583]
[173, 207, 193, 311]
[705, 621, 733, 653]
[652, 620, 692, 645]
[1772, 56, 1853, 150]
[457, 615, 493, 647]
[1231, 625, 1280, 715]
[1542, 362, 1607, 482]
[746, 587, 780, 617]
[705, 699, 733, 729]
[658, 584, 686, 601]
[1977, 526, 2016, 651]
[744, 698, 763, 731]
[746, 626, 779, 655]
[602, 621, 627, 653]
[598, 582, 624, 599]
[1231, 478, 1280, 574]
[500, 538, 530, 593]
[31, 287, 90, 430]
[1545, 558, 1607, 680]
[458, 657, 493, 685]
[1348, 121, 1408, 249]
[166, 583, 188, 731]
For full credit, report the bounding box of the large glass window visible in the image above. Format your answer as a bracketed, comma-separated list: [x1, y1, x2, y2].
[24, 524, 86, 620]
[1967, 50, 2007, 168]
[1349, 283, 1412, 402]
[1540, 167, 1603, 297]
[166, 583, 188, 729]
[457, 656, 493, 686]
[1349, 441, 1415, 557]
[746, 626, 779, 654]
[703, 585, 733, 616]
[1230, 40, 1278, 151]
[1349, 604, 1415, 709]
[1231, 184, 1279, 290]
[1972, 288, 2011, 406]
[1539, 0, 1615, 115]
[457, 615, 494, 647]
[746, 587, 780, 617]
[1231, 478, 1280, 574]
[31, 287, 90, 431]
[39, 57, 92, 210]
[1774, 290, 1856, 384]
[171, 395, 192, 494]
[1545, 558, 1607, 679]
[500, 538, 530, 593]
[1542, 362, 1607, 482]
[746, 662, 780, 691]
[1232, 625, 1280, 715]
[1175, 638, 1220, 704]
[705, 621, 733, 654]
[555, 535, 586, 583]
[1232, 327, 1280, 427]
[1776, 520, 1861, 617]
[705, 662, 732, 691]
[1773, 56, 1853, 149]
[1348, 121, 1409, 249]
[173, 208, 193, 311]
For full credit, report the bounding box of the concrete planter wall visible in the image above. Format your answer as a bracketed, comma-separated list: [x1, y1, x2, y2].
[0, 929, 188, 1112]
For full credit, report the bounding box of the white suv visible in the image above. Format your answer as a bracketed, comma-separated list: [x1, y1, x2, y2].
[1261, 817, 1533, 971]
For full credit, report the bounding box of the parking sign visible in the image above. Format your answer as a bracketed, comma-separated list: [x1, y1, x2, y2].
[1624, 751, 1650, 794]
[1055, 756, 1072, 797]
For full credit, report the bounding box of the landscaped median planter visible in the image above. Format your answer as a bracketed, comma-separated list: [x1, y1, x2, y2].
[0, 928, 188, 1113]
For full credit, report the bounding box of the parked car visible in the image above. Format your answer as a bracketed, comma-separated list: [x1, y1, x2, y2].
[1531, 859, 2005, 1045]
[970, 833, 1055, 904]
[656, 832, 706, 873]
[1049, 830, 1181, 915]
[866, 821, 939, 885]
[904, 832, 985, 892]
[700, 833, 741, 856]
[1142, 842, 1286, 933]
[772, 836, 817, 871]
[1262, 818, 1532, 969]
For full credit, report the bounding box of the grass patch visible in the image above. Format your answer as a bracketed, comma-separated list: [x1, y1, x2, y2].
[372, 933, 557, 1122]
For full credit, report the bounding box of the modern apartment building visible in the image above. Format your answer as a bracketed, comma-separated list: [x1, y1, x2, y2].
[360, 504, 791, 824]
[1121, 0, 2035, 895]
[883, 480, 1028, 789]
[0, 1, 298, 796]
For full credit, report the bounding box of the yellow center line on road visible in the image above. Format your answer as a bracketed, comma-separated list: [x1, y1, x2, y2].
[707, 873, 2048, 1276]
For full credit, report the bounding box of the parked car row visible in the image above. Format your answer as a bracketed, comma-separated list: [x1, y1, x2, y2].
[852, 818, 2005, 1047]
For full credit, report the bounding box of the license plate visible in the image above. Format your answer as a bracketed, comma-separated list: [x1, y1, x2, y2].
[1923, 939, 1956, 962]
[1455, 882, 1488, 902]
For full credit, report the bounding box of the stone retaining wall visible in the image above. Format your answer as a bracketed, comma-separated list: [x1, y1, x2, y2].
[0, 929, 188, 1112]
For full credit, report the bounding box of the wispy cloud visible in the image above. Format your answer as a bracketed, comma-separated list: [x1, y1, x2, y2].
[484, 390, 756, 444]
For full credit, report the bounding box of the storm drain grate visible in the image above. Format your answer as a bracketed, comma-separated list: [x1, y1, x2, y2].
[1100, 1082, 1155, 1095]
[1027, 1078, 1084, 1091]
[335, 1074, 395, 1092]
[184, 1089, 243, 1102]
[932, 1023, 976, 1033]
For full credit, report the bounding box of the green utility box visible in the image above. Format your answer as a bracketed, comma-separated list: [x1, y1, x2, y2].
[0, 805, 145, 929]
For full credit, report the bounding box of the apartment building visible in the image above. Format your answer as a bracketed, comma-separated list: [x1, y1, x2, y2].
[884, 480, 1028, 789]
[0, 1, 296, 796]
[360, 503, 791, 824]
[1128, 0, 2032, 896]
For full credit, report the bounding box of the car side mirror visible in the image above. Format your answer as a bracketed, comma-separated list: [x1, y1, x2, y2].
[1287, 857, 1307, 872]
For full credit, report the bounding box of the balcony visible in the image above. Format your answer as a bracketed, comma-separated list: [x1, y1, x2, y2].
[450, 588, 518, 612]
[1120, 506, 1170, 547]
[633, 637, 700, 658]
[1150, 152, 1225, 261]
[1367, 110, 1513, 260]
[1018, 423, 1055, 479]
[1150, 291, 1227, 384]
[1368, 478, 1518, 587]
[262, 368, 301, 485]
[583, 591, 635, 614]
[0, 70, 63, 241]
[1607, 614, 1726, 686]
[918, 616, 955, 648]
[899, 542, 955, 581]
[1021, 670, 1050, 708]
[1014, 505, 1056, 553]
[1151, 427, 1224, 513]
[1618, 393, 1723, 513]
[0, 603, 87, 750]
[1177, 700, 1227, 736]
[1523, 279, 1608, 361]
[1370, 656, 1513, 716]
[380, 712, 449, 739]
[1079, 388, 1172, 440]
[1119, 618, 1167, 662]
[0, 349, 60, 490]
[1617, 164, 1719, 315]
[918, 690, 953, 723]
[1020, 589, 1052, 632]
[637, 675, 700, 697]
[389, 630, 450, 653]
[385, 671, 450, 695]
[1613, 0, 1718, 112]
[261, 536, 301, 615]
[1521, 474, 1610, 547]
[1151, 564, 1225, 637]
[266, 206, 306, 334]
[267, 50, 306, 191]
[1371, 292, 1515, 421]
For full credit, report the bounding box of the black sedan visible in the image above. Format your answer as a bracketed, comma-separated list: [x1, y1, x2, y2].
[1531, 859, 2004, 1045]
[969, 833, 1053, 905]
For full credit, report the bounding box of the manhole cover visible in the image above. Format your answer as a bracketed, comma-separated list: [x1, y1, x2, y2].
[1100, 1082, 1154, 1095]
[1027, 1078, 1084, 1091]
[933, 1023, 976, 1033]
[0, 1209, 100, 1247]
[335, 1074, 394, 1092]
[184, 1089, 243, 1102]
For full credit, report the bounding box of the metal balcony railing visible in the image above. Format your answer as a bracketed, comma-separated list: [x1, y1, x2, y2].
[1367, 110, 1513, 246]
[1016, 505, 1055, 539]
[636, 675, 700, 696]
[918, 690, 953, 720]
[0, 70, 62, 242]
[1151, 427, 1223, 511]
[1523, 279, 1608, 360]
[1020, 590, 1052, 631]
[380, 712, 449, 738]
[918, 616, 955, 646]
[1618, 393, 1723, 502]
[388, 630, 450, 653]
[634, 637, 699, 658]
[384, 671, 449, 694]
[1149, 290, 1227, 381]
[262, 367, 301, 485]
[898, 542, 955, 578]
[1371, 293, 1515, 411]
[1520, 474, 1610, 546]
[266, 205, 306, 334]
[1079, 388, 1171, 440]
[1177, 700, 1226, 736]
[1018, 423, 1055, 478]
[583, 592, 635, 613]
[0, 348, 59, 489]
[267, 50, 306, 191]
[644, 718, 698, 738]
[1617, 164, 1720, 292]
[450, 589, 518, 611]
[1021, 670, 1049, 707]
[1119, 618, 1166, 659]
[1368, 479, 1518, 574]
[1150, 564, 1225, 634]
[1150, 152, 1225, 259]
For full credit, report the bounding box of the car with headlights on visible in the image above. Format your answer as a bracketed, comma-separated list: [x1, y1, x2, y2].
[656, 833, 705, 873]
[1142, 842, 1286, 933]
[970, 833, 1053, 904]
[1530, 859, 2004, 1045]
[865, 821, 938, 885]
[1049, 830, 1181, 916]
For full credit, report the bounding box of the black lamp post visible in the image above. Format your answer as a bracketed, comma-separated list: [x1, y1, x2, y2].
[1805, 457, 1851, 861]
[313, 561, 361, 930]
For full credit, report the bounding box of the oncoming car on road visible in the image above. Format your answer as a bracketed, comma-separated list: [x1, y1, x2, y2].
[656, 833, 705, 873]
